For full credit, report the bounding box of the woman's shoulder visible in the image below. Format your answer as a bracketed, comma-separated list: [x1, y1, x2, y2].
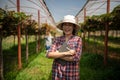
[73, 36, 82, 42]
[74, 36, 81, 39]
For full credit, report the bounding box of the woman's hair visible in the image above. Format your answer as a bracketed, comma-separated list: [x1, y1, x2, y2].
[62, 23, 76, 35]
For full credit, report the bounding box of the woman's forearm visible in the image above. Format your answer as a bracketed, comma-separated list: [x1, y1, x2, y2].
[47, 51, 69, 59]
[47, 50, 75, 59]
[60, 56, 74, 61]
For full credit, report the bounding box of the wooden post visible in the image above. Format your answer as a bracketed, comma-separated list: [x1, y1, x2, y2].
[84, 8, 86, 22]
[83, 8, 86, 50]
[38, 10, 40, 51]
[17, 0, 22, 69]
[104, 0, 110, 65]
[0, 33, 4, 80]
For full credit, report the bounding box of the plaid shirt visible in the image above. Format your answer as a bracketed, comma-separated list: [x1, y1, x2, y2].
[47, 35, 82, 80]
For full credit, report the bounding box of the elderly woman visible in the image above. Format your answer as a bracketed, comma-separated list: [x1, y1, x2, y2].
[46, 15, 82, 80]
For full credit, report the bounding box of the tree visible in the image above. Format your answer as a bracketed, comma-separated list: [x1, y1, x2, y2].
[0, 8, 28, 79]
[22, 19, 36, 63]
[0, 8, 7, 80]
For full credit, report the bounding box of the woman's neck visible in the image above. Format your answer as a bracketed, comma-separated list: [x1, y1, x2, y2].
[65, 34, 73, 42]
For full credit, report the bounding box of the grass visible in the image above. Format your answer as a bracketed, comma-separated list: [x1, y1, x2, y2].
[80, 53, 120, 80]
[80, 36, 120, 80]
[2, 35, 120, 80]
[4, 52, 53, 80]
[15, 53, 53, 80]
[2, 35, 53, 80]
[83, 36, 120, 59]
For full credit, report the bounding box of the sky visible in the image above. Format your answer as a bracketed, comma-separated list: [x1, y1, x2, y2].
[1, 0, 119, 24]
[44, 0, 87, 22]
[0, 0, 87, 24]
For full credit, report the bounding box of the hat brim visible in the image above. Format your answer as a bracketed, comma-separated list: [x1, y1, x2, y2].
[57, 22, 80, 30]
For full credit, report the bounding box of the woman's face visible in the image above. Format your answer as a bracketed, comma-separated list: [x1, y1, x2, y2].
[63, 23, 74, 35]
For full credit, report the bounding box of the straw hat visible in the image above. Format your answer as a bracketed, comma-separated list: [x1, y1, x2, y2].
[57, 15, 80, 30]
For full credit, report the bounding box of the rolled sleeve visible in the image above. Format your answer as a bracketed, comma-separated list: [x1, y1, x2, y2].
[73, 38, 82, 61]
[46, 38, 57, 58]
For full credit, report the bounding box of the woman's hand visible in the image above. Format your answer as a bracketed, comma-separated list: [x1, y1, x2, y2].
[65, 50, 76, 56]
[69, 50, 76, 55]
[60, 50, 76, 61]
